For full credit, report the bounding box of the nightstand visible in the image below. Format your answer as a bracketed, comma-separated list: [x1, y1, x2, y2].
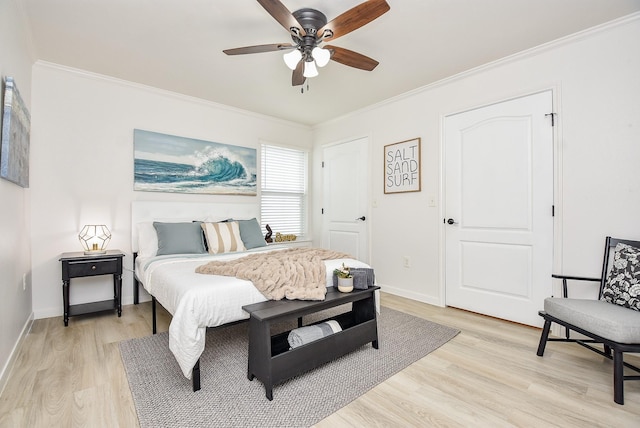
[59, 250, 124, 326]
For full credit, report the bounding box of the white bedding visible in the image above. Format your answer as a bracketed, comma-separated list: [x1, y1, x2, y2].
[136, 244, 370, 378]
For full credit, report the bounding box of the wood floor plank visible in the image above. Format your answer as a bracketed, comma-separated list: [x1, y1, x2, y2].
[1, 294, 639, 427]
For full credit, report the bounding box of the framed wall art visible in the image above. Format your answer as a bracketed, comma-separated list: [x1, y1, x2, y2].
[1, 77, 31, 188]
[134, 129, 257, 196]
[384, 137, 421, 194]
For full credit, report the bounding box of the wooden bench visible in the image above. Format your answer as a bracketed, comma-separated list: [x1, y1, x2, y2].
[242, 286, 380, 400]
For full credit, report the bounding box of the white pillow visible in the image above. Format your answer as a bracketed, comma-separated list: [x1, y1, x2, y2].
[137, 222, 159, 257]
[201, 221, 246, 254]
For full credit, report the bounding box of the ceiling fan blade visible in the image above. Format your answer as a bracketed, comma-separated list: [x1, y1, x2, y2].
[257, 0, 306, 36]
[223, 43, 294, 55]
[318, 0, 390, 41]
[326, 45, 379, 71]
[292, 61, 305, 86]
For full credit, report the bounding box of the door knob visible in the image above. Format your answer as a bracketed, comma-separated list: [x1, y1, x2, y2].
[446, 218, 458, 225]
[356, 216, 366, 221]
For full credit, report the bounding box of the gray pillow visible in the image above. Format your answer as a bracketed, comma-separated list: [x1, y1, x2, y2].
[236, 218, 267, 249]
[153, 221, 206, 256]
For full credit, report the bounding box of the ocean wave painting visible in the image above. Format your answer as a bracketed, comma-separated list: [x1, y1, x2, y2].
[134, 129, 257, 195]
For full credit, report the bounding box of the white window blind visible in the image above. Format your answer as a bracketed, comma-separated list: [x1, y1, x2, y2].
[261, 144, 307, 237]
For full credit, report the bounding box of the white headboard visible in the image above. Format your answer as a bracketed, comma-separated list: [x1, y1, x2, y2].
[131, 200, 260, 252]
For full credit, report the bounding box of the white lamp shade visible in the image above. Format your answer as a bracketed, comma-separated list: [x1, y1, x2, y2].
[303, 60, 319, 78]
[283, 49, 302, 70]
[79, 224, 111, 254]
[312, 47, 331, 67]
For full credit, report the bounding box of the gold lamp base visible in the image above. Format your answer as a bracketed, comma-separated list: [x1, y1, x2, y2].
[84, 249, 107, 256]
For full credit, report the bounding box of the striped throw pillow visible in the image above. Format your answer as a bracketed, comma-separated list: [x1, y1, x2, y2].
[201, 221, 246, 254]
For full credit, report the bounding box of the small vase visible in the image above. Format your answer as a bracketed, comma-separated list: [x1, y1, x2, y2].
[337, 277, 354, 292]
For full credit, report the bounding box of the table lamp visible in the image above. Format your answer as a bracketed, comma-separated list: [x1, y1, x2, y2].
[79, 224, 111, 255]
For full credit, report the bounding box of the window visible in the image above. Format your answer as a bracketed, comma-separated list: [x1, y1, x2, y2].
[260, 143, 307, 237]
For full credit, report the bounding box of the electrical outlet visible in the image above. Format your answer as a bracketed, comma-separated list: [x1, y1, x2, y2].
[402, 256, 411, 268]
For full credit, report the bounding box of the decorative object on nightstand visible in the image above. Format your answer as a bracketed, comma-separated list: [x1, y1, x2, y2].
[78, 224, 111, 255]
[59, 250, 124, 326]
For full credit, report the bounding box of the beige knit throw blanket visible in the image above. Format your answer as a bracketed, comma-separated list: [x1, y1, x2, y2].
[195, 248, 353, 301]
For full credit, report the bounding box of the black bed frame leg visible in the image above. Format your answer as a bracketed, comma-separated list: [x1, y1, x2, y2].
[193, 360, 201, 392]
[134, 278, 139, 305]
[152, 296, 157, 334]
[133, 253, 139, 305]
[537, 319, 552, 356]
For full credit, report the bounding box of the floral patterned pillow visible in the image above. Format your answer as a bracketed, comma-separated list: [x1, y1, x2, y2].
[601, 243, 640, 311]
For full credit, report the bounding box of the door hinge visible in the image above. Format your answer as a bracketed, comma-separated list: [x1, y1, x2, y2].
[322, 161, 324, 168]
[552, 205, 555, 217]
[321, 208, 324, 214]
[545, 112, 556, 126]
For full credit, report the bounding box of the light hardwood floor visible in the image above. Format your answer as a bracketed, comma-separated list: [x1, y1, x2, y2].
[1, 293, 639, 427]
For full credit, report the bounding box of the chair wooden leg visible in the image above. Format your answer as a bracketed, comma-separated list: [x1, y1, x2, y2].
[537, 319, 552, 356]
[613, 349, 624, 405]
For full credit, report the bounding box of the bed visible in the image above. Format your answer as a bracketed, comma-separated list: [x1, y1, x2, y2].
[131, 201, 372, 390]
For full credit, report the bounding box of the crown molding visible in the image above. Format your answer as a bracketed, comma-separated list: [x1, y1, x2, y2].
[315, 12, 640, 129]
[33, 60, 311, 131]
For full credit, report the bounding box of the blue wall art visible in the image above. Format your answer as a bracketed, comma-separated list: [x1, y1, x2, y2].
[1, 77, 30, 188]
[134, 129, 257, 196]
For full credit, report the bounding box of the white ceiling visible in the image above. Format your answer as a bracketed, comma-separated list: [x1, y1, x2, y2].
[22, 0, 640, 126]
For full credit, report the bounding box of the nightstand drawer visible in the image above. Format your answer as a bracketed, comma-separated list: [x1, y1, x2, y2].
[67, 258, 119, 277]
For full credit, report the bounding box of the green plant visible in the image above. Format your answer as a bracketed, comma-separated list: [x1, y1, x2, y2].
[333, 263, 352, 279]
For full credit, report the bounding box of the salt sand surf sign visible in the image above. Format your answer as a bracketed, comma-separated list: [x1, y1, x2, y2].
[384, 138, 421, 194]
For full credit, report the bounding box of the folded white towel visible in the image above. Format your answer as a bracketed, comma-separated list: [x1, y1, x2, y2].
[287, 320, 342, 349]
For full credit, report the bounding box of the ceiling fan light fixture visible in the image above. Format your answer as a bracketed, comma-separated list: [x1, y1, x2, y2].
[225, 0, 390, 86]
[312, 47, 330, 67]
[283, 49, 302, 70]
[303, 60, 319, 78]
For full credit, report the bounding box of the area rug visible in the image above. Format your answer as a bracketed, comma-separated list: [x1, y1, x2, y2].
[119, 306, 459, 428]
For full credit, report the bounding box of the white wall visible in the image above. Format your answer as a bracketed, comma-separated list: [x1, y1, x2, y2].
[29, 64, 312, 318]
[17, 9, 640, 323]
[311, 15, 640, 305]
[0, 0, 35, 389]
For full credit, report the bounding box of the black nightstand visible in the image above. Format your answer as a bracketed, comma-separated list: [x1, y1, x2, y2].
[59, 250, 124, 326]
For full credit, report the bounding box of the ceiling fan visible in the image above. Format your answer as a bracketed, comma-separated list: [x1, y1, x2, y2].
[223, 0, 390, 86]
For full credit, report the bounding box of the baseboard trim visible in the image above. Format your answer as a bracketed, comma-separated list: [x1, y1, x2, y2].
[0, 312, 34, 396]
[379, 284, 442, 307]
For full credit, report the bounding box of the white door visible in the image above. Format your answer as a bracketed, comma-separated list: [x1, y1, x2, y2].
[322, 138, 369, 263]
[444, 91, 554, 326]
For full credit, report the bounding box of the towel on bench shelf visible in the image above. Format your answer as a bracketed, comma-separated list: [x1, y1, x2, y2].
[288, 320, 342, 349]
[332, 267, 375, 290]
